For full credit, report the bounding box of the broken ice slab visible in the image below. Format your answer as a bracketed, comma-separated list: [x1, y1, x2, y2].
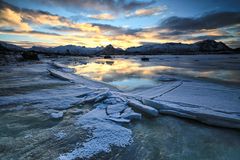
[128, 99, 158, 117]
[142, 98, 240, 129]
[107, 117, 130, 123]
[106, 103, 128, 115]
[121, 108, 142, 120]
[48, 69, 74, 82]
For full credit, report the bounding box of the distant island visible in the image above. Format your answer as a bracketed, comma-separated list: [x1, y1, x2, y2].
[0, 40, 239, 57]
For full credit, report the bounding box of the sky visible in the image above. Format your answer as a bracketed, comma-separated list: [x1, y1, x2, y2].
[0, 0, 240, 48]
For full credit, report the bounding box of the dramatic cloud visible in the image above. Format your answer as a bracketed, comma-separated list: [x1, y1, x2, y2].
[0, 28, 60, 36]
[127, 6, 167, 17]
[5, 40, 61, 48]
[22, 11, 70, 26]
[160, 11, 240, 31]
[153, 11, 240, 47]
[91, 23, 143, 36]
[35, 0, 157, 13]
[0, 0, 240, 48]
[0, 1, 69, 30]
[32, 0, 161, 20]
[0, 6, 32, 31]
[0, 1, 101, 33]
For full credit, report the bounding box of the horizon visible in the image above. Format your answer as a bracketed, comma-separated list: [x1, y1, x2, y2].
[0, 0, 240, 49]
[2, 39, 232, 50]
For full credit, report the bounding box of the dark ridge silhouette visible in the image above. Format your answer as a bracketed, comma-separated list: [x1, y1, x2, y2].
[0, 40, 239, 56]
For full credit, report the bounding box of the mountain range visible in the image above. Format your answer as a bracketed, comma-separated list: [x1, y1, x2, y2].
[0, 40, 238, 55]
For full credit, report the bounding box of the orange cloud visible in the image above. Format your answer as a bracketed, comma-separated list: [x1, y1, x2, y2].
[88, 13, 115, 20]
[0, 8, 32, 31]
[22, 12, 70, 26]
[127, 6, 167, 17]
[70, 23, 101, 33]
[0, 2, 238, 49]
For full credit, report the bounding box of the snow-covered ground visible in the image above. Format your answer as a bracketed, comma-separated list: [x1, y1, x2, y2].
[0, 54, 240, 159]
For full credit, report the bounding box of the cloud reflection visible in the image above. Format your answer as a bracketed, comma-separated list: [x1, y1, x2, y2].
[69, 58, 240, 85]
[69, 59, 173, 81]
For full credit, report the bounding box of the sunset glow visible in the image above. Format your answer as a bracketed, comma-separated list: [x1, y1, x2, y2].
[0, 0, 240, 48]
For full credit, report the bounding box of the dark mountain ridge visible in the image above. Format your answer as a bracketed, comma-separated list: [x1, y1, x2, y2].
[0, 40, 238, 56]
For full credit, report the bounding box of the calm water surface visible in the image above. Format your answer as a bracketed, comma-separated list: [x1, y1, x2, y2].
[69, 57, 240, 90]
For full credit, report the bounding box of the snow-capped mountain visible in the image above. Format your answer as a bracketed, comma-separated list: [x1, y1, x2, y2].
[127, 40, 231, 54]
[30, 45, 103, 55]
[195, 40, 230, 52]
[98, 44, 124, 55]
[0, 40, 234, 55]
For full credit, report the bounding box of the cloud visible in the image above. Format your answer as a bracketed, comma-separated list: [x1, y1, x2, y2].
[0, 28, 60, 36]
[190, 35, 234, 41]
[30, 0, 160, 20]
[224, 38, 240, 48]
[48, 23, 142, 37]
[0, 0, 69, 30]
[22, 11, 70, 26]
[0, 7, 32, 31]
[1, 1, 239, 49]
[160, 11, 240, 31]
[88, 13, 115, 20]
[0, 1, 101, 33]
[127, 5, 167, 17]
[154, 11, 240, 47]
[34, 0, 157, 13]
[92, 23, 142, 35]
[4, 40, 60, 48]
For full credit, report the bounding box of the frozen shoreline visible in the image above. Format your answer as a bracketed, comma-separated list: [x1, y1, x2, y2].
[0, 54, 240, 159]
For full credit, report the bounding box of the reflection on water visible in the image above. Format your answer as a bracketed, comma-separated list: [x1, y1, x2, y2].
[70, 59, 173, 81]
[69, 58, 240, 90]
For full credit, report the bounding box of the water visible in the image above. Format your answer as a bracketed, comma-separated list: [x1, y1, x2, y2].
[69, 56, 240, 91]
[100, 116, 240, 160]
[0, 105, 89, 160]
[109, 78, 158, 91]
[1, 106, 239, 160]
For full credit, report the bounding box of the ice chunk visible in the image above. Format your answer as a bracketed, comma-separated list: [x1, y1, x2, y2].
[106, 103, 127, 115]
[142, 98, 240, 129]
[128, 99, 158, 117]
[48, 69, 74, 82]
[81, 89, 109, 104]
[50, 111, 64, 119]
[107, 117, 130, 123]
[109, 112, 121, 118]
[121, 108, 142, 120]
